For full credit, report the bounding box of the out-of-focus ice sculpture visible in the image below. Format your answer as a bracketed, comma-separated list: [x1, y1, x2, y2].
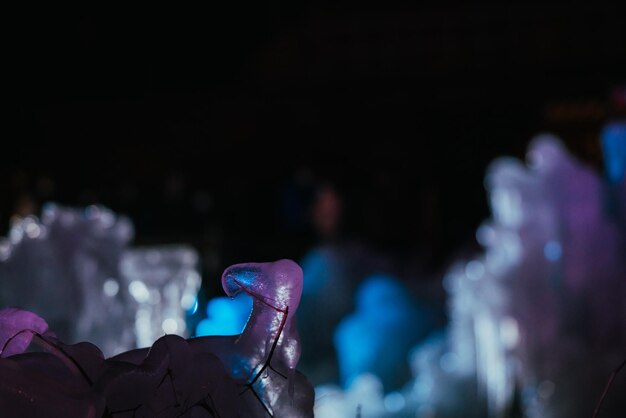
[0, 204, 135, 356]
[602, 121, 626, 227]
[314, 273, 444, 418]
[334, 275, 435, 392]
[314, 374, 388, 418]
[315, 330, 487, 418]
[298, 244, 401, 385]
[0, 204, 205, 357]
[195, 292, 253, 336]
[120, 245, 202, 348]
[440, 129, 626, 417]
[602, 121, 626, 185]
[315, 126, 626, 418]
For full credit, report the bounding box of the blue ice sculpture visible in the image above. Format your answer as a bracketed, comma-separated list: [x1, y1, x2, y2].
[195, 292, 253, 336]
[334, 275, 435, 391]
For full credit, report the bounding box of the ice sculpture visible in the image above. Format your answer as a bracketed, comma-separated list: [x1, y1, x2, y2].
[0, 259, 315, 417]
[601, 120, 626, 184]
[439, 133, 626, 417]
[601, 121, 626, 226]
[315, 131, 626, 418]
[297, 244, 400, 385]
[0, 204, 135, 356]
[314, 374, 387, 418]
[195, 292, 253, 336]
[120, 245, 201, 348]
[314, 331, 487, 418]
[334, 275, 435, 391]
[0, 205, 205, 357]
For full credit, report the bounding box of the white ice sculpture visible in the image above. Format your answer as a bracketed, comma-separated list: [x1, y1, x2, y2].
[315, 331, 486, 418]
[120, 245, 202, 348]
[0, 204, 136, 356]
[0, 204, 204, 357]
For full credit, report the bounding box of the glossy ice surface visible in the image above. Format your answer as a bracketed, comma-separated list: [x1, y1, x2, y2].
[120, 245, 202, 348]
[0, 204, 135, 356]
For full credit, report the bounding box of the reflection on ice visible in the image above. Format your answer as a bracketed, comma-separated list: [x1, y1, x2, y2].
[0, 204, 135, 356]
[0, 205, 204, 357]
[120, 245, 202, 348]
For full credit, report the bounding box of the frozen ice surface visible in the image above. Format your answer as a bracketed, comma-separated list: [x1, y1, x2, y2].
[0, 204, 135, 356]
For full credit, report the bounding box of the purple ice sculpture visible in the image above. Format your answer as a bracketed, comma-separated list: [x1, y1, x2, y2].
[0, 259, 314, 417]
[437, 134, 626, 418]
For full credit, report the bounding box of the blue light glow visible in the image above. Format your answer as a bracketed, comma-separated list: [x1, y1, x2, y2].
[543, 240, 562, 262]
[334, 275, 437, 391]
[601, 121, 626, 184]
[195, 293, 253, 336]
[300, 249, 335, 295]
[383, 391, 406, 412]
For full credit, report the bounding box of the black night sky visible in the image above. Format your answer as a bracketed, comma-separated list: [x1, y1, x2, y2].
[4, 4, 626, 289]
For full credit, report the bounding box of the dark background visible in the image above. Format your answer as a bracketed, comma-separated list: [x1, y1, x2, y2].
[3, 4, 626, 293]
